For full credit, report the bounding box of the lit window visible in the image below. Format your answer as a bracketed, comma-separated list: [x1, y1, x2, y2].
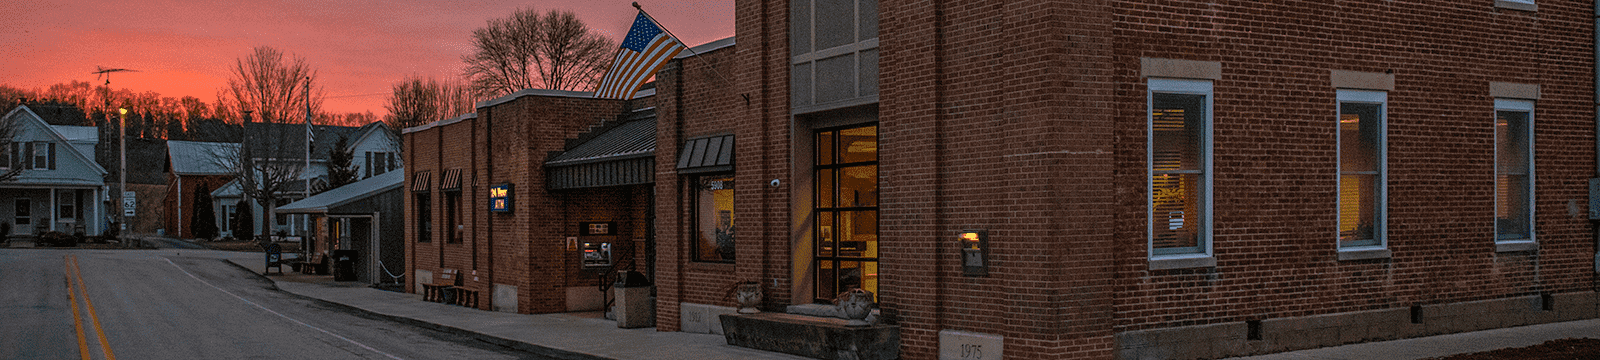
[1148, 79, 1212, 258]
[1495, 99, 1534, 243]
[1337, 90, 1386, 249]
[694, 175, 735, 263]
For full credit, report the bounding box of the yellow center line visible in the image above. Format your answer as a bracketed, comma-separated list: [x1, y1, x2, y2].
[67, 255, 117, 360]
[64, 255, 89, 360]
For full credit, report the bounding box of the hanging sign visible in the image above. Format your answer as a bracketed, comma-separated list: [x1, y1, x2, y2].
[489, 183, 513, 213]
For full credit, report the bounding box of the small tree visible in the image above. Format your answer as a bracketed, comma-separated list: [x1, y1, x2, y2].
[191, 186, 218, 240]
[316, 135, 358, 194]
[232, 199, 254, 241]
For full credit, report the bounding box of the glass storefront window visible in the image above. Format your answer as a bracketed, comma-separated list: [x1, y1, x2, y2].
[694, 175, 736, 263]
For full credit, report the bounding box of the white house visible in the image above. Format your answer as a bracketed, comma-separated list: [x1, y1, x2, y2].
[211, 121, 400, 238]
[0, 106, 108, 237]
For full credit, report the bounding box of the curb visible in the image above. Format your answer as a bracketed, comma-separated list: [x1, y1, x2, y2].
[234, 259, 614, 360]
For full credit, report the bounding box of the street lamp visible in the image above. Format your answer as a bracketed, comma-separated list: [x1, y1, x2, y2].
[118, 108, 128, 247]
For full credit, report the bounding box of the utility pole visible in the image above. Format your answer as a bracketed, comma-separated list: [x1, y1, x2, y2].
[118, 108, 128, 247]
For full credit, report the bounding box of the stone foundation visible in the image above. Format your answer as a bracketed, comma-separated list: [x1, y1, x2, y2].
[720, 313, 900, 360]
[1115, 291, 1600, 360]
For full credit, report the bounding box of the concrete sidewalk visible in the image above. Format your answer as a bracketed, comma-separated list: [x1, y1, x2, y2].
[219, 255, 807, 360]
[216, 252, 1600, 360]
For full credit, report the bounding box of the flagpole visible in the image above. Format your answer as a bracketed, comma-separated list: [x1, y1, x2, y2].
[303, 78, 311, 238]
[631, 2, 749, 103]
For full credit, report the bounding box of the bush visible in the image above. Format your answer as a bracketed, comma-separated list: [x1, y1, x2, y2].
[37, 231, 77, 247]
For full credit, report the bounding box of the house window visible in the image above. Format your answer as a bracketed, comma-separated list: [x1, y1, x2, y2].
[693, 175, 736, 263]
[366, 152, 394, 178]
[814, 124, 878, 302]
[1148, 78, 1212, 259]
[1337, 90, 1387, 249]
[223, 204, 236, 232]
[1495, 99, 1534, 243]
[57, 190, 77, 220]
[415, 193, 432, 243]
[445, 190, 462, 243]
[0, 142, 10, 171]
[28, 142, 54, 170]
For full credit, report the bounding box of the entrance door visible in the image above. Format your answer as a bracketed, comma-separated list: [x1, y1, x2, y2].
[813, 125, 879, 302]
[330, 216, 375, 283]
[14, 199, 31, 235]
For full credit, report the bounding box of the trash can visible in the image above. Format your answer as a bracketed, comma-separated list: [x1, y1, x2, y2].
[332, 250, 359, 282]
[613, 271, 654, 328]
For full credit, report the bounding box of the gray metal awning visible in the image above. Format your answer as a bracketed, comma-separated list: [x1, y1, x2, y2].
[545, 109, 657, 190]
[675, 134, 733, 174]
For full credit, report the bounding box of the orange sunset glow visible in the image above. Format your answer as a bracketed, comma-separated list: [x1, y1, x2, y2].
[0, 0, 734, 117]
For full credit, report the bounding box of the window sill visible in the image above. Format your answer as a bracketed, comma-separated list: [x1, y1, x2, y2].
[1338, 248, 1392, 261]
[1494, 0, 1537, 12]
[1496, 241, 1538, 253]
[1149, 255, 1216, 270]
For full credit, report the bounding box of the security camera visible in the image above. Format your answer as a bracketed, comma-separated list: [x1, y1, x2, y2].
[770, 179, 781, 188]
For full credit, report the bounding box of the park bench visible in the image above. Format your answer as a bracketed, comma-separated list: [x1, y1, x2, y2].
[421, 271, 479, 308]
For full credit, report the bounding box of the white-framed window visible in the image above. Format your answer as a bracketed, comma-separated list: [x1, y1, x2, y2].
[366, 151, 394, 178]
[57, 190, 76, 220]
[1495, 99, 1534, 243]
[1337, 90, 1387, 250]
[1495, 0, 1536, 12]
[1148, 78, 1213, 260]
[28, 142, 54, 170]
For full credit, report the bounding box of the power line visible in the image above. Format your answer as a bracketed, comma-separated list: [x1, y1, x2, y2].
[324, 92, 388, 99]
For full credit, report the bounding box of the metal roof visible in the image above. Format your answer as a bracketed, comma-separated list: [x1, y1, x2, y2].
[277, 170, 403, 214]
[545, 116, 657, 167]
[167, 140, 239, 175]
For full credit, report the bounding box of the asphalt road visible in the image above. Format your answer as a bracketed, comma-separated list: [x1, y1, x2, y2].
[0, 249, 553, 360]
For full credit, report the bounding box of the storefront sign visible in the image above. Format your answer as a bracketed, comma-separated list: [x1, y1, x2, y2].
[489, 183, 513, 213]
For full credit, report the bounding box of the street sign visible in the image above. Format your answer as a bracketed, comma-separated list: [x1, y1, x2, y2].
[122, 191, 136, 217]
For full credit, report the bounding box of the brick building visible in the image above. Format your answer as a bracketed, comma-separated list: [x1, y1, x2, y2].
[406, 1, 1598, 358]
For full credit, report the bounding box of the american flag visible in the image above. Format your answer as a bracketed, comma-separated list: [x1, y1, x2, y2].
[593, 12, 684, 99]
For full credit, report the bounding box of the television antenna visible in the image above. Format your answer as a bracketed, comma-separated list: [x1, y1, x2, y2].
[92, 66, 139, 85]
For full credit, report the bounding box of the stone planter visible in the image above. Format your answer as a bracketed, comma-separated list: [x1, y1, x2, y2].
[837, 288, 876, 326]
[735, 281, 763, 314]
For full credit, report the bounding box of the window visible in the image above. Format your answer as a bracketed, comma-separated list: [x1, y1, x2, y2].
[1337, 90, 1387, 249]
[367, 152, 394, 178]
[814, 125, 878, 302]
[27, 142, 54, 170]
[1495, 99, 1534, 243]
[1148, 79, 1212, 259]
[1495, 0, 1536, 11]
[223, 204, 236, 232]
[790, 0, 879, 111]
[57, 190, 77, 220]
[445, 191, 462, 243]
[415, 193, 431, 243]
[0, 142, 10, 170]
[693, 175, 736, 263]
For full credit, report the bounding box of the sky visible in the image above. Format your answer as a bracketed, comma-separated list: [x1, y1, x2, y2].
[0, 0, 734, 117]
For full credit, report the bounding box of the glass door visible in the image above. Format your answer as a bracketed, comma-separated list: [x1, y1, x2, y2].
[814, 125, 879, 302]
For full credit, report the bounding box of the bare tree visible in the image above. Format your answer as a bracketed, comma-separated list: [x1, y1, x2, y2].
[462, 8, 615, 97]
[0, 114, 21, 182]
[384, 75, 477, 131]
[221, 46, 325, 124]
[209, 121, 306, 237]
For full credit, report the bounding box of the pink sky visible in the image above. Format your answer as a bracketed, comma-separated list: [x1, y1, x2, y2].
[0, 0, 734, 116]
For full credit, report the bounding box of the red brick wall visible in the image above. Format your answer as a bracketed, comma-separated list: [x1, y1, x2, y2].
[163, 174, 231, 239]
[656, 42, 757, 331]
[1109, 0, 1597, 334]
[725, 0, 1595, 359]
[407, 93, 628, 313]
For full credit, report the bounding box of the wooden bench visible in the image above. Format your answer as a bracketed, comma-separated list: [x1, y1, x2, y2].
[422, 279, 456, 303]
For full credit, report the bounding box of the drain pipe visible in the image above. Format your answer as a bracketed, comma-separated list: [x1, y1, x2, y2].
[1593, 5, 1600, 286]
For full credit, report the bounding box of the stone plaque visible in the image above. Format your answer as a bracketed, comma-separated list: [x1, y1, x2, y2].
[940, 329, 1003, 360]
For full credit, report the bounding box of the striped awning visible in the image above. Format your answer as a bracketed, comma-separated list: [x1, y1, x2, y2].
[412, 171, 431, 192]
[676, 134, 733, 174]
[441, 169, 462, 190]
